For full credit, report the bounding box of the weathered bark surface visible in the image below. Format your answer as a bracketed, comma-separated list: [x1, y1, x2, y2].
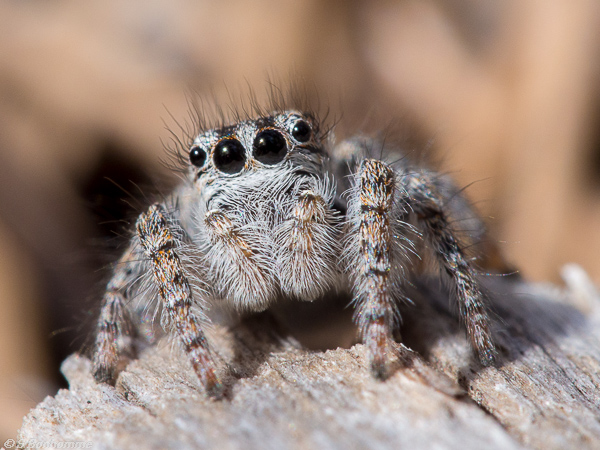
[18, 266, 600, 450]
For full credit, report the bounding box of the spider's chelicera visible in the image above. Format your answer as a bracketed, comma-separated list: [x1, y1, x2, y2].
[92, 109, 496, 397]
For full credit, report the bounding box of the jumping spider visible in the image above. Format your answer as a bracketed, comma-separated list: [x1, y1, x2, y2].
[92, 108, 496, 397]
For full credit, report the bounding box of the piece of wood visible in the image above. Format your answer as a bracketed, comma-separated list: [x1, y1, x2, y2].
[18, 267, 600, 449]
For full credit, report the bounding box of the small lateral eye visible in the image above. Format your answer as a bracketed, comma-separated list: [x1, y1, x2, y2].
[213, 138, 246, 174]
[253, 129, 288, 165]
[292, 120, 311, 143]
[189, 146, 207, 168]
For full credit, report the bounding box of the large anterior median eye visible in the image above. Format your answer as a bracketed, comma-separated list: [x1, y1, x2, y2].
[253, 129, 288, 165]
[213, 138, 246, 174]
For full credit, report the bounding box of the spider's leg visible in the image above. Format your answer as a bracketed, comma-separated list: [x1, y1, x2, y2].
[403, 170, 496, 366]
[345, 159, 411, 377]
[93, 245, 142, 383]
[137, 204, 222, 397]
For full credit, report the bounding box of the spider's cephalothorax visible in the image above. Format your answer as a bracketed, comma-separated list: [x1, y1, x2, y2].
[182, 112, 341, 311]
[92, 110, 496, 397]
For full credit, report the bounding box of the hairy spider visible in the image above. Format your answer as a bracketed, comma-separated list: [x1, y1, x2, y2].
[92, 105, 496, 397]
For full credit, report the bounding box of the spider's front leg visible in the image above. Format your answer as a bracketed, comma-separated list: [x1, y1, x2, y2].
[344, 159, 412, 377]
[136, 204, 222, 397]
[345, 158, 496, 378]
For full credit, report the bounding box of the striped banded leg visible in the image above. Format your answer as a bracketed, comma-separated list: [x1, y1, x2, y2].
[136, 204, 222, 397]
[346, 159, 409, 378]
[93, 246, 140, 383]
[404, 171, 496, 365]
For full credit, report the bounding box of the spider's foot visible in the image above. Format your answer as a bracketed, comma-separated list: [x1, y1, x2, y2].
[92, 362, 116, 385]
[477, 345, 498, 367]
[367, 331, 392, 380]
[193, 361, 224, 399]
[370, 357, 389, 380]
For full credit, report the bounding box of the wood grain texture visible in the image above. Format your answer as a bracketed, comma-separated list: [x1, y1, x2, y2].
[18, 267, 600, 450]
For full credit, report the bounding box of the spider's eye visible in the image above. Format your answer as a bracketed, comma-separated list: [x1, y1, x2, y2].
[189, 146, 207, 168]
[292, 120, 311, 143]
[213, 138, 246, 174]
[253, 129, 288, 165]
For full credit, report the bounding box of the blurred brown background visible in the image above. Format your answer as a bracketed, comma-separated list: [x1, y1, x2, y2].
[1, 0, 600, 440]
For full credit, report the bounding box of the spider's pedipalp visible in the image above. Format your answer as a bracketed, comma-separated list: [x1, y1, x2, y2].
[203, 209, 278, 311]
[275, 185, 341, 301]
